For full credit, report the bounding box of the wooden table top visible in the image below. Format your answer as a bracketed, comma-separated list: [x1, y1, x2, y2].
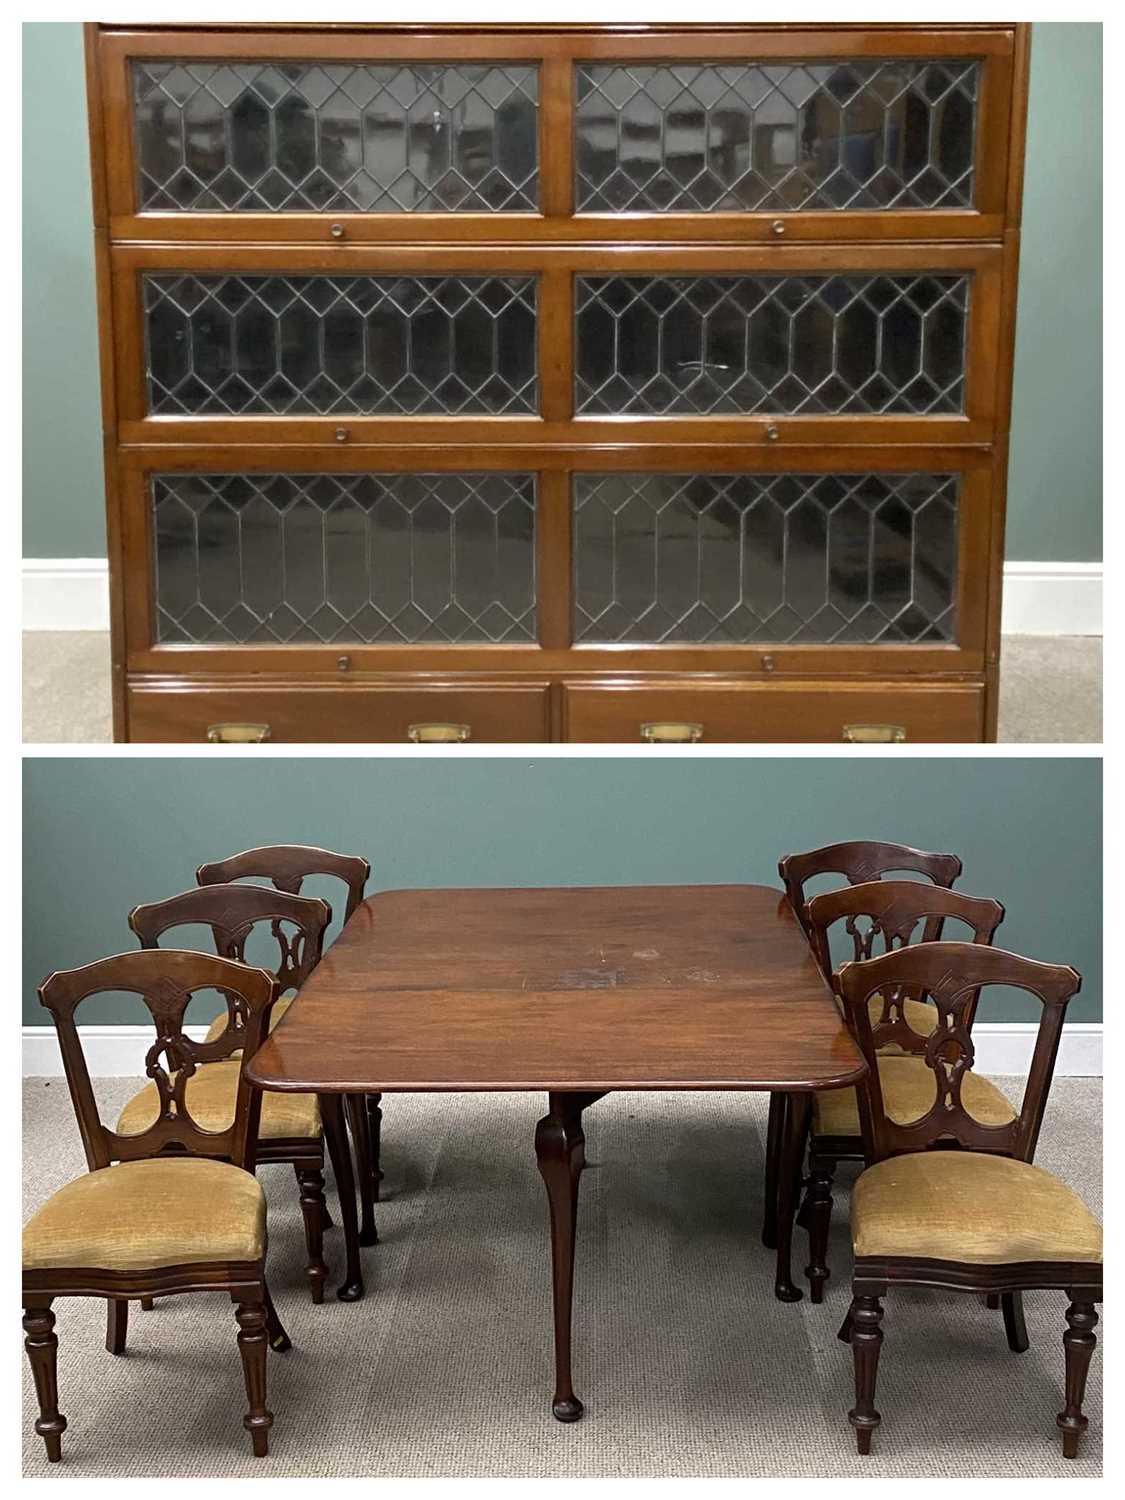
[245, 884, 866, 1095]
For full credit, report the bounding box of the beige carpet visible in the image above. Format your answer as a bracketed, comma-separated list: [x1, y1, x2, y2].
[22, 1078, 1102, 1478]
[21, 633, 1101, 743]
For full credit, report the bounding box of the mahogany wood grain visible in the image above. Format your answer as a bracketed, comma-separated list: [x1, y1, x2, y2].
[246, 885, 865, 1094]
[246, 882, 865, 1418]
[127, 681, 552, 743]
[563, 680, 985, 743]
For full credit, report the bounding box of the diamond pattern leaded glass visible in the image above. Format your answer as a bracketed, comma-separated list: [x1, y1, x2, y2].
[573, 472, 958, 644]
[575, 273, 968, 415]
[132, 61, 539, 212]
[152, 472, 537, 644]
[144, 274, 538, 416]
[575, 59, 978, 212]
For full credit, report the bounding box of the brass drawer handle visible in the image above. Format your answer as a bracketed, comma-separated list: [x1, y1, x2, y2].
[330, 222, 345, 238]
[408, 722, 471, 743]
[640, 721, 703, 743]
[842, 723, 906, 744]
[206, 723, 271, 744]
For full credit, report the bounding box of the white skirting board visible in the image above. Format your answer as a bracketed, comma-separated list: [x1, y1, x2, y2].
[21, 1022, 1103, 1079]
[22, 558, 1104, 636]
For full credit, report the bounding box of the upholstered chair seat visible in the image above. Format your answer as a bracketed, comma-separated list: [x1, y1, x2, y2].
[851, 1151, 1103, 1265]
[813, 1056, 1016, 1139]
[204, 995, 294, 1047]
[23, 1157, 266, 1272]
[117, 1059, 320, 1140]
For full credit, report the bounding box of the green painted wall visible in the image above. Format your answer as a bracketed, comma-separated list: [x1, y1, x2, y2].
[22, 22, 1102, 562]
[23, 23, 103, 558]
[23, 756, 1101, 1025]
[1007, 23, 1103, 560]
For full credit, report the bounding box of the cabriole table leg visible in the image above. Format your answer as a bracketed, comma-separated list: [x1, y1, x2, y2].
[535, 1090, 605, 1422]
[319, 1093, 365, 1301]
[774, 1092, 811, 1302]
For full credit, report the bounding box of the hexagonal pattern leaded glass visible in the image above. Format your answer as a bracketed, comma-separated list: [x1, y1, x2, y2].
[132, 61, 540, 212]
[143, 274, 539, 415]
[575, 273, 968, 415]
[152, 472, 537, 644]
[573, 472, 958, 644]
[575, 59, 978, 212]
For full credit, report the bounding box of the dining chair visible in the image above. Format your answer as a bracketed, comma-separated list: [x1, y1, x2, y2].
[24, 949, 288, 1463]
[762, 840, 963, 1248]
[196, 845, 381, 1225]
[834, 942, 1100, 1459]
[799, 880, 1006, 1302]
[118, 883, 357, 1309]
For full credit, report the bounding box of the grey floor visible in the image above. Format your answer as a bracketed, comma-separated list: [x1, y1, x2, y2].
[23, 1078, 1101, 1478]
[21, 632, 1102, 744]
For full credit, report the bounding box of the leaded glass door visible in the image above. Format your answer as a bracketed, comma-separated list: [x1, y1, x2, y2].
[88, 22, 1026, 741]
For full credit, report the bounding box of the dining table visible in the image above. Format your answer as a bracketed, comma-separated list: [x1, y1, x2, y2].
[245, 883, 867, 1421]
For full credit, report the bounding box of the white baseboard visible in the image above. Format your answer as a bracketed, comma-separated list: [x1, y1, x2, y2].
[21, 558, 1103, 637]
[23, 1025, 209, 1078]
[21, 1021, 1103, 1079]
[970, 1022, 1102, 1078]
[999, 561, 1102, 635]
[23, 558, 110, 631]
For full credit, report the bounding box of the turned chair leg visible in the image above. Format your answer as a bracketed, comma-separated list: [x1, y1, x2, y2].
[233, 1295, 273, 1458]
[295, 1167, 330, 1304]
[985, 1293, 1001, 1310]
[344, 1095, 379, 1247]
[761, 1091, 784, 1248]
[139, 1296, 155, 1310]
[848, 1293, 885, 1455]
[1057, 1298, 1098, 1460]
[294, 1163, 332, 1229]
[366, 1092, 384, 1202]
[23, 1303, 66, 1463]
[105, 1298, 128, 1355]
[1001, 1291, 1029, 1354]
[803, 1161, 835, 1304]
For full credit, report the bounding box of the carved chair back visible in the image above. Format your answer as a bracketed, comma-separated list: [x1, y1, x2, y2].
[197, 844, 370, 923]
[835, 942, 1081, 1162]
[779, 840, 962, 938]
[128, 883, 331, 1059]
[37, 949, 278, 1172]
[806, 881, 1005, 1053]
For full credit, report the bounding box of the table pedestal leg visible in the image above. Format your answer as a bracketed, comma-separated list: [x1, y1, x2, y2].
[774, 1092, 810, 1303]
[319, 1093, 364, 1301]
[535, 1090, 603, 1422]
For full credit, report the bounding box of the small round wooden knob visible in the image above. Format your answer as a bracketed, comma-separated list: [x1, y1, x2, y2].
[330, 223, 345, 238]
[766, 425, 780, 442]
[337, 654, 351, 672]
[762, 654, 776, 673]
[771, 220, 785, 236]
[335, 427, 349, 443]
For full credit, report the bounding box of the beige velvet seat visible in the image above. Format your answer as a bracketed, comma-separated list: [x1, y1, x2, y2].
[852, 1151, 1103, 1265]
[23, 1157, 266, 1272]
[813, 1055, 1015, 1138]
[117, 1058, 319, 1140]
